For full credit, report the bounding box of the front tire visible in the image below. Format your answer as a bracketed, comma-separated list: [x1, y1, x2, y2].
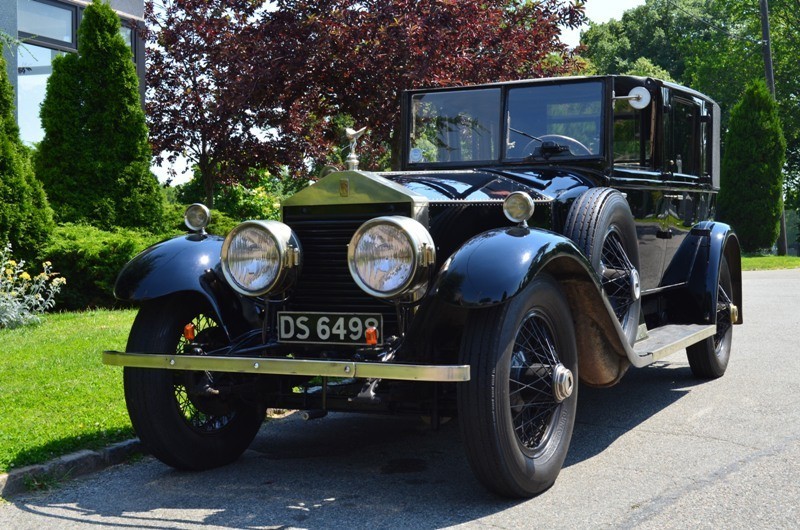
[123, 296, 265, 470]
[687, 257, 734, 378]
[458, 275, 578, 497]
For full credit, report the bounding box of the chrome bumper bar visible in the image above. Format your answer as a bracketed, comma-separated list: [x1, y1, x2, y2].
[102, 351, 470, 382]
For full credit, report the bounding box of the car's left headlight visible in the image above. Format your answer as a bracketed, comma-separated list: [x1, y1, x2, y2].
[347, 216, 436, 300]
[221, 220, 301, 297]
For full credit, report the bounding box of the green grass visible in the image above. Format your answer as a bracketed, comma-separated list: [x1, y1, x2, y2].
[0, 309, 136, 473]
[741, 254, 800, 271]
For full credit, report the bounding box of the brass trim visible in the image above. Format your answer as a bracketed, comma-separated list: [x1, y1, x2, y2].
[103, 351, 470, 382]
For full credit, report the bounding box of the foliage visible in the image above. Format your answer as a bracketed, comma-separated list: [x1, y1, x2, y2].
[580, 0, 704, 79]
[146, 0, 271, 208]
[42, 224, 161, 310]
[173, 168, 293, 221]
[146, 0, 586, 195]
[0, 52, 54, 262]
[0, 309, 136, 472]
[717, 80, 786, 252]
[0, 243, 65, 329]
[623, 57, 673, 81]
[37, 0, 163, 231]
[579, 0, 800, 212]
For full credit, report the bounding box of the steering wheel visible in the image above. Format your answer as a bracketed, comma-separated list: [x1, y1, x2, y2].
[523, 134, 592, 157]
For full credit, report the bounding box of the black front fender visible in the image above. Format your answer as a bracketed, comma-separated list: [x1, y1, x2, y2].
[115, 234, 260, 338]
[433, 226, 597, 307]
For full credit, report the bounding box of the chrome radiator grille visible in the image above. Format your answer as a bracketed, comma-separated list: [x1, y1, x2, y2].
[283, 210, 402, 334]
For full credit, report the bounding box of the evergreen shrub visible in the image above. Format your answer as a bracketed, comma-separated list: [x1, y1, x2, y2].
[42, 224, 161, 309]
[0, 53, 53, 261]
[717, 80, 786, 252]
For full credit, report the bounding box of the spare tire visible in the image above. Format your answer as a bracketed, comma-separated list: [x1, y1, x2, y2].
[564, 188, 641, 345]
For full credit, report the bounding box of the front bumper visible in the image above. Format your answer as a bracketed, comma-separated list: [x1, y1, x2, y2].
[102, 351, 470, 382]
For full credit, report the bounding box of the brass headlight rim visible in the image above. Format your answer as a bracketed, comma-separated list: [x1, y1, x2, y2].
[221, 220, 295, 297]
[347, 216, 435, 300]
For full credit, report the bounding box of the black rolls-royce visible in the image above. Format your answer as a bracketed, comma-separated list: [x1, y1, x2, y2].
[105, 75, 742, 498]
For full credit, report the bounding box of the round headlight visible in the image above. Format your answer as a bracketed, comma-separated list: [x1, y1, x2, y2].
[221, 221, 301, 296]
[348, 216, 435, 300]
[184, 203, 210, 232]
[503, 191, 535, 224]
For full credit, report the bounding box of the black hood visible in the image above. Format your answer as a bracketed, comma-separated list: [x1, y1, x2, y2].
[378, 168, 595, 203]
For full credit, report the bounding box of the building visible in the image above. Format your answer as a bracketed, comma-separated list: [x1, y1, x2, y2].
[0, 0, 145, 145]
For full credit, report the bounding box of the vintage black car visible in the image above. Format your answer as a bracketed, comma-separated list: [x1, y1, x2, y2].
[104, 75, 742, 498]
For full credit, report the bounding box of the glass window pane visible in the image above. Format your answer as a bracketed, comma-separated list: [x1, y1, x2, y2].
[410, 89, 501, 164]
[505, 82, 602, 160]
[120, 26, 132, 50]
[17, 44, 64, 145]
[18, 0, 74, 44]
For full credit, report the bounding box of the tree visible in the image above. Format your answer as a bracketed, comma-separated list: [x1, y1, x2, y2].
[580, 0, 706, 80]
[580, 0, 800, 221]
[37, 0, 162, 231]
[146, 0, 586, 196]
[253, 0, 586, 175]
[146, 0, 272, 208]
[717, 80, 786, 252]
[0, 50, 53, 261]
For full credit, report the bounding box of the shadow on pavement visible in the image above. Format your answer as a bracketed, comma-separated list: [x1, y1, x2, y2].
[10, 359, 709, 529]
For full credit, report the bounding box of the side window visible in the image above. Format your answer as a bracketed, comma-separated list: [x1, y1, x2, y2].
[668, 97, 700, 176]
[613, 99, 652, 166]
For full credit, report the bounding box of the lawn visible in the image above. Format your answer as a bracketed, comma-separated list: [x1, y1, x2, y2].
[0, 309, 136, 473]
[741, 254, 800, 271]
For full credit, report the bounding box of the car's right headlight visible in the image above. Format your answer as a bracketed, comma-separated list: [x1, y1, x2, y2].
[347, 216, 436, 300]
[220, 220, 301, 297]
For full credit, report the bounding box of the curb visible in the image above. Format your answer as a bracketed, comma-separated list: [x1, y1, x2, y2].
[0, 439, 143, 499]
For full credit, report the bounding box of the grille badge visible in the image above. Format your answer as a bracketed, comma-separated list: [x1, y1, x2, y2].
[339, 178, 350, 197]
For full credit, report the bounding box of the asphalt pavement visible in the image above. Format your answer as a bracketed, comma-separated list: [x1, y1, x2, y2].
[1, 269, 798, 529]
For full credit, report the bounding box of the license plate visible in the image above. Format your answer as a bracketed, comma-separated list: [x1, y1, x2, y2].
[277, 312, 383, 345]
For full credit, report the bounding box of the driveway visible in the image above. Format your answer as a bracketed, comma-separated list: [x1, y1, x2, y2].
[1, 269, 798, 529]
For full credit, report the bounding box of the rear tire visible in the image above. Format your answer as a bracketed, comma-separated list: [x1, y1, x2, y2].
[687, 257, 734, 378]
[123, 296, 265, 470]
[458, 275, 578, 497]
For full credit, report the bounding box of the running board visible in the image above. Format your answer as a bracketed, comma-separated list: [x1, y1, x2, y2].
[630, 324, 716, 366]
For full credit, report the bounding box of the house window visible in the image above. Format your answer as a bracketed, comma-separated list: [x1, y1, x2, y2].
[18, 0, 77, 47]
[17, 44, 64, 144]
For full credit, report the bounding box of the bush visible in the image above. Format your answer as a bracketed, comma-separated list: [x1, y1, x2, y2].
[161, 202, 239, 237]
[42, 224, 161, 310]
[717, 80, 786, 252]
[36, 0, 163, 231]
[0, 243, 65, 329]
[174, 169, 288, 222]
[0, 52, 54, 262]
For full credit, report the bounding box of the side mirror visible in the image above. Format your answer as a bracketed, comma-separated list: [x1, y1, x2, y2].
[614, 86, 652, 110]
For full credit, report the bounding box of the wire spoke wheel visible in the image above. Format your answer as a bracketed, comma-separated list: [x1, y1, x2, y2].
[564, 188, 641, 344]
[600, 229, 637, 324]
[458, 275, 577, 498]
[687, 257, 734, 378]
[509, 311, 562, 452]
[123, 296, 265, 470]
[172, 313, 236, 433]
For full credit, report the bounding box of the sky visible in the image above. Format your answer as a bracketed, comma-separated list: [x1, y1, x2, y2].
[561, 0, 646, 48]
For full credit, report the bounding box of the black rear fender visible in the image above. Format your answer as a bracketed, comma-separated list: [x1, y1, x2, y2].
[661, 221, 743, 326]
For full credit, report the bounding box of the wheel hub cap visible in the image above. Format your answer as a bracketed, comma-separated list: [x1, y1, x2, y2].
[552, 363, 574, 403]
[630, 268, 641, 301]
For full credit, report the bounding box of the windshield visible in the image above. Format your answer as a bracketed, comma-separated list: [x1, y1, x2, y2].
[408, 81, 603, 166]
[409, 89, 501, 165]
